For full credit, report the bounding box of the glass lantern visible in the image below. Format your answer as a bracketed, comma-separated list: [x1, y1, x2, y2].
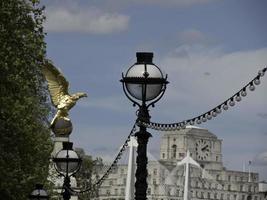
[121, 52, 168, 102]
[29, 184, 49, 200]
[53, 142, 81, 176]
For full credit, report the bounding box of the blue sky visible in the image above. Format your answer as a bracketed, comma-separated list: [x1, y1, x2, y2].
[43, 0, 267, 180]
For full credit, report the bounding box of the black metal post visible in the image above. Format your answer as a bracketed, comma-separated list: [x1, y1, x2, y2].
[62, 176, 71, 200]
[135, 104, 151, 200]
[121, 52, 168, 200]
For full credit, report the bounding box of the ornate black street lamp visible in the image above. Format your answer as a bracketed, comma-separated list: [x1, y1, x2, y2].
[53, 142, 82, 200]
[121, 52, 168, 200]
[29, 184, 49, 200]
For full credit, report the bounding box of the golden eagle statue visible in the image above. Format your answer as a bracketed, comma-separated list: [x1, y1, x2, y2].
[42, 61, 87, 127]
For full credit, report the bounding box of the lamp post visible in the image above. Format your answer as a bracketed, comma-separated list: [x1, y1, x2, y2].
[121, 52, 168, 200]
[29, 184, 49, 200]
[53, 142, 82, 200]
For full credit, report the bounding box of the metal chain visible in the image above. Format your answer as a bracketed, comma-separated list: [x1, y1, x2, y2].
[138, 67, 267, 132]
[60, 67, 266, 197]
[67, 122, 137, 196]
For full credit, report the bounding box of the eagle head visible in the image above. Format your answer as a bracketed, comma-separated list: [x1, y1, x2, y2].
[72, 92, 88, 101]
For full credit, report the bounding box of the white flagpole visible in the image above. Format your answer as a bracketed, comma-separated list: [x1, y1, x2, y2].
[248, 161, 252, 182]
[183, 155, 190, 200]
[125, 136, 138, 200]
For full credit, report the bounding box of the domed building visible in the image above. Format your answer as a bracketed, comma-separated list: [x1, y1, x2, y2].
[94, 126, 267, 200]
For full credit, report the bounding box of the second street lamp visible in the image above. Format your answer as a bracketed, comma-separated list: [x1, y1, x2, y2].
[29, 184, 49, 200]
[121, 52, 168, 200]
[53, 142, 82, 200]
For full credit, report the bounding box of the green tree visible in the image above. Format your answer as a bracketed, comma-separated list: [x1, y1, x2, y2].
[75, 148, 94, 187]
[0, 0, 53, 199]
[75, 148, 104, 199]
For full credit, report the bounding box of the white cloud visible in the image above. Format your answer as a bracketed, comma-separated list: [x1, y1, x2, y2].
[44, 6, 129, 34]
[105, 0, 219, 8]
[79, 95, 129, 112]
[144, 0, 217, 6]
[176, 29, 215, 45]
[155, 46, 267, 119]
[254, 151, 267, 166]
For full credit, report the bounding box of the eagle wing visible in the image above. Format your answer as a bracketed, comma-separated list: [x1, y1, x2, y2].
[42, 61, 69, 106]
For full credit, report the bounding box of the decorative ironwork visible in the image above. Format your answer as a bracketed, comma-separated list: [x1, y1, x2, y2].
[121, 52, 168, 200]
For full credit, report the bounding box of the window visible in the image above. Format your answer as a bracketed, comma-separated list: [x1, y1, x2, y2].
[227, 194, 230, 200]
[217, 174, 220, 180]
[121, 188, 125, 195]
[114, 188, 118, 195]
[162, 153, 165, 159]
[228, 175, 231, 181]
[220, 193, 224, 200]
[214, 193, 218, 199]
[228, 185, 231, 191]
[208, 192, 210, 199]
[147, 188, 151, 195]
[153, 168, 157, 175]
[109, 180, 113, 186]
[172, 144, 177, 159]
[201, 192, 204, 198]
[240, 185, 243, 192]
[179, 152, 185, 158]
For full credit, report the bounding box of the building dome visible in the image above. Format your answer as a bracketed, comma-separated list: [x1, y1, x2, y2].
[52, 117, 73, 137]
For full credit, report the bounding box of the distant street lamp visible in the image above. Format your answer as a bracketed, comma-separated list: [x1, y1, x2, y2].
[29, 184, 49, 200]
[121, 52, 168, 199]
[53, 142, 82, 200]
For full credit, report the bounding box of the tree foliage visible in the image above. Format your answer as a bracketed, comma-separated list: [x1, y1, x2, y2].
[0, 0, 53, 199]
[75, 148, 104, 199]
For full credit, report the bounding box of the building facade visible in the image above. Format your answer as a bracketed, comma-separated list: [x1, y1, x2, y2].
[94, 126, 267, 200]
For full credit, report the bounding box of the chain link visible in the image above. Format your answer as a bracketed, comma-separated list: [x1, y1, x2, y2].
[63, 67, 266, 197]
[67, 122, 137, 196]
[139, 67, 267, 132]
